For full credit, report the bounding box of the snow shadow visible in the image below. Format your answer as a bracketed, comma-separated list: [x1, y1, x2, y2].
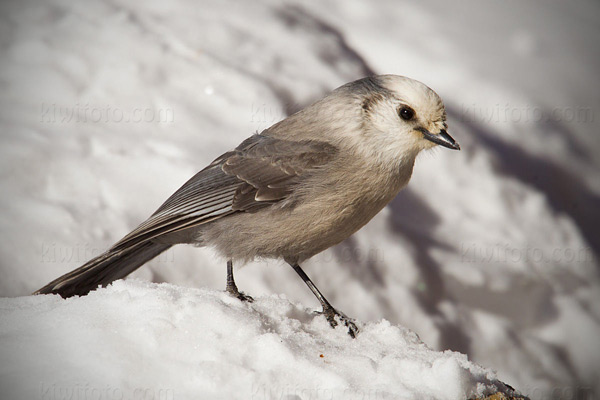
[446, 105, 600, 264]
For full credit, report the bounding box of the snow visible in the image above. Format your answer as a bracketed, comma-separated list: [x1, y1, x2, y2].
[1, 0, 599, 399]
[1, 280, 513, 400]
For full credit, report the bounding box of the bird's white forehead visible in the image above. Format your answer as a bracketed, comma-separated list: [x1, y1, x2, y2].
[376, 75, 445, 117]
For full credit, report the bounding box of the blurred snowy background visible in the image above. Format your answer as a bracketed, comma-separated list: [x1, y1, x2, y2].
[0, 0, 599, 399]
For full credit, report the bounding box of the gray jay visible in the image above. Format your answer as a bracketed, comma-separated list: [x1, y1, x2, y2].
[35, 75, 460, 337]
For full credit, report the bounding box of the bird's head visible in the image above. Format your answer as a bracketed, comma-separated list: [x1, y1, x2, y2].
[349, 75, 459, 166]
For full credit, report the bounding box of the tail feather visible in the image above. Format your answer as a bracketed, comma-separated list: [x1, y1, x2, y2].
[34, 241, 172, 298]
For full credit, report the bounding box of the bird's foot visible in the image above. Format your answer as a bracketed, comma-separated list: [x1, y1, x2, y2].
[315, 306, 359, 338]
[226, 286, 254, 302]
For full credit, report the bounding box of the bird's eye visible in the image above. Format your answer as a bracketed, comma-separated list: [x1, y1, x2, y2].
[398, 106, 415, 121]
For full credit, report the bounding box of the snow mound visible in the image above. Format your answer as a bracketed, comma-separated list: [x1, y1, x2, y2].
[0, 280, 520, 400]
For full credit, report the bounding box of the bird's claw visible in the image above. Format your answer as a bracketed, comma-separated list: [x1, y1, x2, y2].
[226, 287, 254, 302]
[315, 307, 359, 338]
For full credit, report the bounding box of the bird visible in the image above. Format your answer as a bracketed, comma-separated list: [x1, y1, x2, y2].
[35, 75, 460, 337]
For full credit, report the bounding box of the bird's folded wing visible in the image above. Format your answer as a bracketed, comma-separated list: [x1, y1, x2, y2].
[111, 134, 338, 250]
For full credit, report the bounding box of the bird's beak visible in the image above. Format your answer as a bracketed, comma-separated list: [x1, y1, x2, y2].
[418, 128, 460, 150]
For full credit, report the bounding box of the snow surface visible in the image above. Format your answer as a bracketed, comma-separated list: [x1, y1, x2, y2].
[1, 280, 516, 400]
[1, 0, 599, 399]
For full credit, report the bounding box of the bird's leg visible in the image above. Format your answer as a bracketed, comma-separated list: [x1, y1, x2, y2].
[289, 263, 358, 338]
[226, 260, 253, 302]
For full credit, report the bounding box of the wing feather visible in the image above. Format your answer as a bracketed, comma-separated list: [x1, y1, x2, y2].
[111, 134, 338, 250]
